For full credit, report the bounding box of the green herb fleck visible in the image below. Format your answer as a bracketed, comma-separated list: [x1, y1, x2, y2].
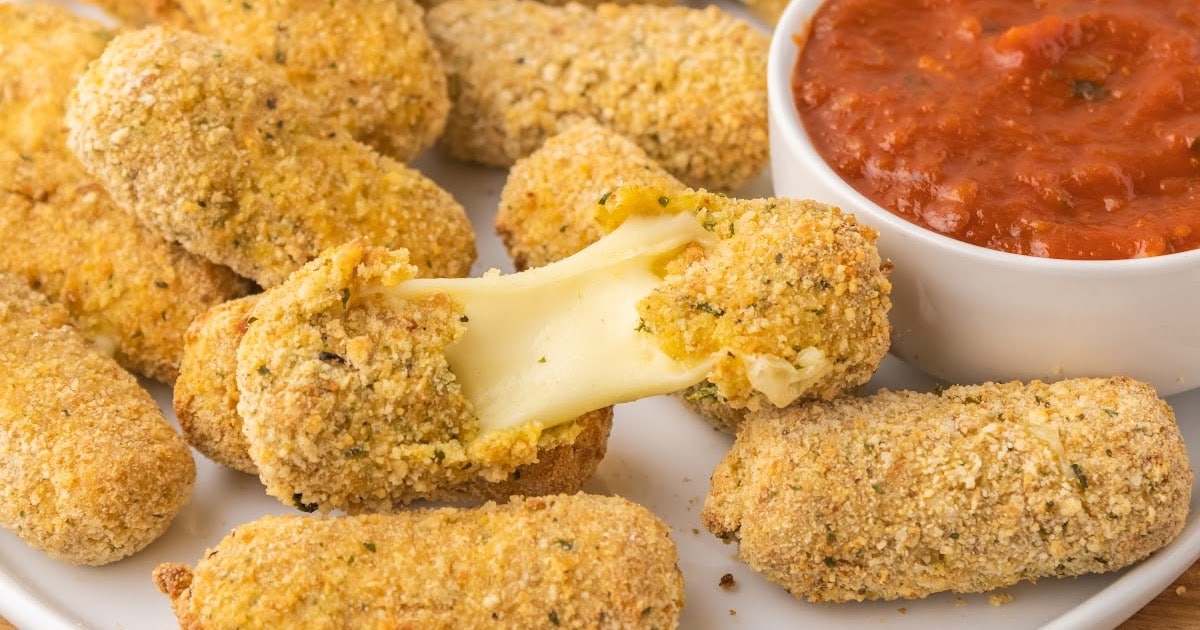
[598, 191, 611, 205]
[657, 195, 670, 207]
[634, 318, 651, 333]
[154, 280, 169, 288]
[685, 382, 719, 403]
[1102, 408, 1118, 417]
[823, 556, 837, 567]
[548, 611, 560, 626]
[537, 356, 547, 364]
[340, 287, 351, 308]
[344, 445, 366, 459]
[363, 542, 376, 553]
[641, 607, 653, 618]
[694, 302, 725, 317]
[241, 1, 251, 8]
[556, 538, 574, 550]
[774, 252, 783, 264]
[871, 482, 884, 494]
[1071, 462, 1088, 489]
[433, 449, 445, 464]
[257, 365, 271, 376]
[962, 395, 981, 404]
[274, 48, 286, 64]
[949, 532, 959, 540]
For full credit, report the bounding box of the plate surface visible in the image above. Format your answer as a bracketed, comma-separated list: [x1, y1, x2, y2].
[2, 3, 1199, 628]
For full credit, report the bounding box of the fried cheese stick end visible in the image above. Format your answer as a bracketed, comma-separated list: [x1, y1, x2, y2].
[175, 294, 613, 500]
[66, 27, 475, 288]
[702, 377, 1194, 602]
[426, 0, 769, 191]
[236, 185, 890, 512]
[0, 273, 195, 565]
[496, 120, 780, 433]
[179, 0, 449, 161]
[153, 494, 683, 629]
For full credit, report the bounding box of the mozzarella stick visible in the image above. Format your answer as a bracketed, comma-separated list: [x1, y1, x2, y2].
[67, 27, 475, 288]
[154, 494, 683, 629]
[426, 0, 769, 191]
[173, 294, 613, 503]
[496, 121, 750, 432]
[178, 0, 449, 161]
[703, 377, 1194, 602]
[0, 4, 253, 383]
[0, 273, 194, 565]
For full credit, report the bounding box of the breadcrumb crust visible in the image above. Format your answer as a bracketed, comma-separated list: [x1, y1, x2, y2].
[426, 0, 769, 191]
[179, 0, 449, 161]
[155, 494, 684, 629]
[0, 273, 195, 565]
[0, 4, 253, 383]
[66, 27, 475, 288]
[703, 377, 1194, 602]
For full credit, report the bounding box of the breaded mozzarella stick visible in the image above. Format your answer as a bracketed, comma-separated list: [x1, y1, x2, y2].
[0, 4, 253, 383]
[179, 0, 449, 161]
[174, 294, 612, 500]
[703, 377, 1194, 602]
[154, 494, 684, 629]
[0, 274, 195, 565]
[67, 27, 475, 288]
[426, 0, 769, 191]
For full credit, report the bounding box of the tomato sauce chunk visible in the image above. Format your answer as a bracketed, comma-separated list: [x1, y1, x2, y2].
[794, 0, 1200, 259]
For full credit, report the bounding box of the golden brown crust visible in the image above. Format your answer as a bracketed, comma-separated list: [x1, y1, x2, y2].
[66, 27, 475, 288]
[703, 377, 1195, 602]
[0, 273, 195, 565]
[620, 188, 893, 412]
[158, 494, 683, 629]
[496, 119, 685, 271]
[0, 4, 253, 383]
[176, 245, 609, 505]
[179, 0, 449, 161]
[174, 295, 259, 474]
[236, 242, 608, 512]
[426, 0, 769, 191]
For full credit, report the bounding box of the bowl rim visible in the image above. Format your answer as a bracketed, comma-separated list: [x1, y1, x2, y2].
[768, 0, 1200, 277]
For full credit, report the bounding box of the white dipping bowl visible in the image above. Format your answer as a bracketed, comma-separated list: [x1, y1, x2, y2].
[768, 0, 1200, 397]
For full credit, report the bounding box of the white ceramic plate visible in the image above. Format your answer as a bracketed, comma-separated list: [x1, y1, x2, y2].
[2, 3, 1199, 628]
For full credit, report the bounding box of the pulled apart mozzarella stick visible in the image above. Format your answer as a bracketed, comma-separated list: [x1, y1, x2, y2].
[0, 273, 194, 565]
[703, 377, 1194, 602]
[67, 27, 475, 288]
[154, 494, 684, 629]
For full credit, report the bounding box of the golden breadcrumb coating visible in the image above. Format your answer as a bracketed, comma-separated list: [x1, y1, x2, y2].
[67, 27, 475, 288]
[174, 295, 260, 474]
[0, 4, 114, 153]
[496, 121, 755, 432]
[0, 4, 253, 383]
[154, 494, 683, 629]
[80, 0, 192, 27]
[703, 377, 1194, 602]
[426, 0, 769, 191]
[175, 292, 612, 499]
[236, 185, 888, 511]
[615, 187, 891, 411]
[178, 0, 449, 161]
[237, 241, 598, 512]
[497, 119, 685, 272]
[0, 273, 195, 565]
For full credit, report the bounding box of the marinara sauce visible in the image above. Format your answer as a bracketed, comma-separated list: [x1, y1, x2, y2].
[793, 0, 1200, 259]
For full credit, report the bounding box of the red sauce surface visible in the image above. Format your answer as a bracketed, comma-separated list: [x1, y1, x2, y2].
[793, 0, 1200, 259]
